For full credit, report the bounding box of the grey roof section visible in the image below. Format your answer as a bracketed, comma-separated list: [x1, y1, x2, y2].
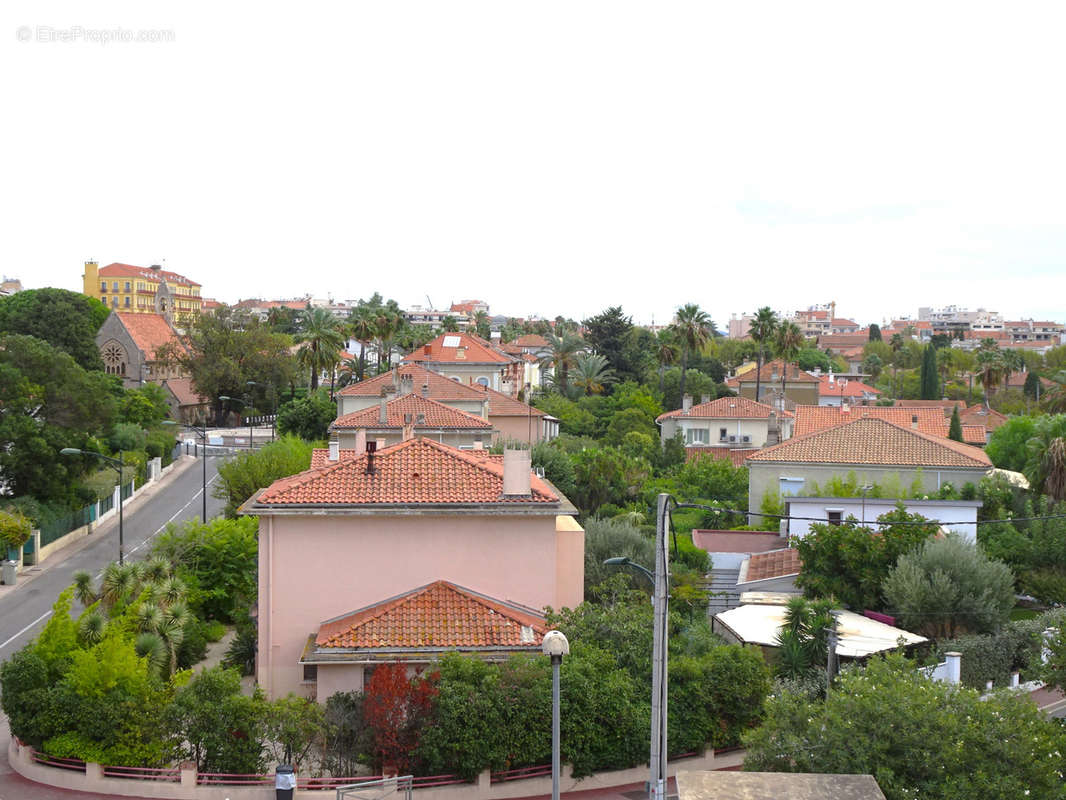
[676, 771, 887, 800]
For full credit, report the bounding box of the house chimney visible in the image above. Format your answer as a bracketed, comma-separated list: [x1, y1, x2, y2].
[766, 411, 780, 446]
[700, 394, 711, 405]
[502, 448, 532, 496]
[328, 439, 340, 461]
[473, 438, 484, 450]
[423, 344, 432, 357]
[841, 401, 850, 413]
[366, 449, 375, 474]
[400, 375, 414, 396]
[354, 428, 367, 456]
[682, 394, 693, 413]
[150, 264, 162, 271]
[911, 414, 919, 429]
[416, 413, 425, 425]
[421, 382, 430, 398]
[402, 414, 415, 441]
[379, 395, 389, 424]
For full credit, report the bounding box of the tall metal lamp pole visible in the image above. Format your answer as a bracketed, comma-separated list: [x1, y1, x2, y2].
[60, 448, 125, 565]
[542, 630, 570, 800]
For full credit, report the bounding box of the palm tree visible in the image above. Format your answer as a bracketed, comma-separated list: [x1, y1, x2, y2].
[348, 308, 377, 381]
[473, 310, 491, 339]
[655, 330, 680, 396]
[540, 332, 585, 396]
[774, 321, 805, 402]
[572, 353, 617, 396]
[1001, 349, 1025, 392]
[296, 308, 345, 392]
[671, 304, 714, 405]
[976, 341, 1005, 398]
[749, 307, 779, 403]
[1027, 416, 1066, 501]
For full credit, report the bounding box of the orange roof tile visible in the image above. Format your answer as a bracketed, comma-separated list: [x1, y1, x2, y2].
[746, 416, 991, 468]
[404, 332, 514, 365]
[816, 376, 881, 399]
[658, 395, 793, 422]
[161, 378, 206, 408]
[475, 385, 545, 417]
[794, 406, 949, 438]
[734, 360, 820, 385]
[512, 334, 549, 348]
[336, 364, 486, 402]
[961, 424, 987, 445]
[331, 394, 492, 430]
[743, 548, 802, 582]
[114, 312, 183, 357]
[255, 437, 560, 506]
[685, 447, 759, 467]
[99, 262, 200, 287]
[314, 581, 547, 650]
[958, 404, 1008, 432]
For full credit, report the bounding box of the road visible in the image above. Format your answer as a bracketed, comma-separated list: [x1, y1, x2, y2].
[0, 454, 225, 659]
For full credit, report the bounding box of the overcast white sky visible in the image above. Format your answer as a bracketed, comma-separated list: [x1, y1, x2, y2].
[4, 2, 1066, 327]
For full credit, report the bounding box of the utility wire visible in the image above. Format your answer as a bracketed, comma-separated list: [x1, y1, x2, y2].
[671, 501, 1066, 527]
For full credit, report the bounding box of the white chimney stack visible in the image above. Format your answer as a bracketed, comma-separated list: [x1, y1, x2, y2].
[354, 429, 367, 456]
[682, 394, 693, 413]
[502, 448, 532, 496]
[328, 440, 340, 461]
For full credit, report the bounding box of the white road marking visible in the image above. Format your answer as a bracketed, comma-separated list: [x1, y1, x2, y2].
[1, 471, 222, 650]
[0, 610, 53, 651]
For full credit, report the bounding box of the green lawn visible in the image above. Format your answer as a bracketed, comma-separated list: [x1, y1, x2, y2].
[1010, 607, 1039, 621]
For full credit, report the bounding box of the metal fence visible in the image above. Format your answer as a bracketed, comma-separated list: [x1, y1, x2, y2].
[337, 775, 413, 800]
[120, 480, 134, 502]
[37, 503, 96, 547]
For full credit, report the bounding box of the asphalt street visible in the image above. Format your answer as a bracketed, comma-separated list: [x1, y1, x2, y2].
[0, 454, 225, 660]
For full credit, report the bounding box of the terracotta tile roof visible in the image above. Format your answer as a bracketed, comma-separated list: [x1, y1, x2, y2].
[114, 312, 183, 357]
[685, 447, 760, 467]
[892, 399, 961, 410]
[475, 385, 545, 417]
[816, 376, 881, 399]
[449, 300, 486, 315]
[404, 333, 514, 365]
[1004, 371, 1055, 388]
[746, 416, 992, 468]
[793, 405, 950, 438]
[99, 262, 200, 287]
[336, 364, 486, 402]
[839, 346, 866, 359]
[734, 360, 819, 385]
[512, 334, 549, 348]
[743, 548, 802, 582]
[256, 437, 559, 506]
[816, 333, 871, 349]
[658, 395, 793, 422]
[331, 394, 492, 430]
[310, 448, 363, 469]
[161, 378, 206, 408]
[314, 580, 547, 650]
[831, 318, 859, 327]
[959, 404, 1008, 432]
[961, 424, 987, 446]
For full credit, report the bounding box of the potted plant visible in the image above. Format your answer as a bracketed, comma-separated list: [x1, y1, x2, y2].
[0, 510, 31, 561]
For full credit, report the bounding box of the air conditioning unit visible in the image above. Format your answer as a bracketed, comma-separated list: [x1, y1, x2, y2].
[728, 435, 737, 443]
[741, 435, 751, 443]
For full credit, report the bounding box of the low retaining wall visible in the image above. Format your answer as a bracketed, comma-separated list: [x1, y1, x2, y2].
[8, 737, 744, 800]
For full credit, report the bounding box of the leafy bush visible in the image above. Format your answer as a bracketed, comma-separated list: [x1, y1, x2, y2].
[582, 518, 655, 597]
[222, 626, 257, 676]
[794, 507, 939, 611]
[0, 509, 31, 548]
[213, 434, 313, 517]
[883, 535, 1015, 639]
[321, 691, 373, 777]
[530, 441, 577, 501]
[152, 517, 258, 622]
[108, 423, 147, 453]
[203, 620, 227, 643]
[1019, 567, 1066, 605]
[744, 653, 1066, 800]
[276, 389, 336, 441]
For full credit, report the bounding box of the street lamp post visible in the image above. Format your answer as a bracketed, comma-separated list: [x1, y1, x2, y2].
[542, 630, 570, 800]
[604, 493, 671, 800]
[60, 448, 126, 565]
[163, 420, 208, 522]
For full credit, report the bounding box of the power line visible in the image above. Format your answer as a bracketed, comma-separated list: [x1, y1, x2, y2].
[671, 500, 1066, 528]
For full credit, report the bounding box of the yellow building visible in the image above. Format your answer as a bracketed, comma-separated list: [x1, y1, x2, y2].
[82, 261, 203, 326]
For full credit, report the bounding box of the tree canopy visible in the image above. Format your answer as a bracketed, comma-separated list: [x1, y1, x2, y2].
[0, 288, 110, 371]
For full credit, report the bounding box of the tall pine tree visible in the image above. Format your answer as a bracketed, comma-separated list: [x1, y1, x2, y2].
[920, 345, 939, 400]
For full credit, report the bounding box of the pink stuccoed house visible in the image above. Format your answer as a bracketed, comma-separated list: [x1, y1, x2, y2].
[240, 437, 583, 700]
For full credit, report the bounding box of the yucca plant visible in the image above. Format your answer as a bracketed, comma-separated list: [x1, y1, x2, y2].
[77, 610, 108, 647]
[72, 570, 98, 607]
[135, 632, 169, 678]
[134, 603, 164, 633]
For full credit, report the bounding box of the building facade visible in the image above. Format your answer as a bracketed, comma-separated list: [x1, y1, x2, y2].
[83, 261, 203, 325]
